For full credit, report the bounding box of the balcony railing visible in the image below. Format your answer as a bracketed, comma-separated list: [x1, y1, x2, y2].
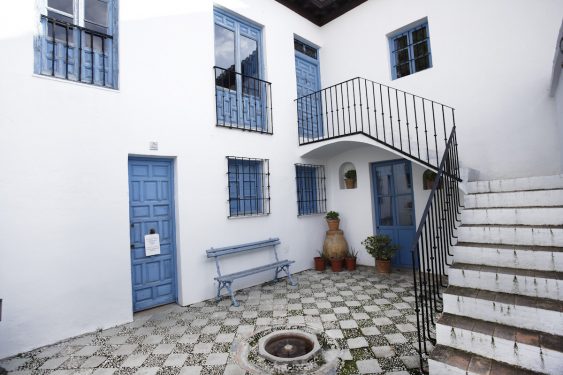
[39, 15, 114, 88]
[214, 66, 273, 134]
[295, 77, 455, 171]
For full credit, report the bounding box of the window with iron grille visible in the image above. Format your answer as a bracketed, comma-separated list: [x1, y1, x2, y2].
[295, 164, 326, 216]
[34, 0, 118, 89]
[389, 21, 432, 80]
[227, 157, 270, 217]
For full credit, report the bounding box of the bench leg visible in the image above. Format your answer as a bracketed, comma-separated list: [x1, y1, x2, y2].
[275, 265, 297, 286]
[216, 281, 225, 302]
[224, 282, 239, 307]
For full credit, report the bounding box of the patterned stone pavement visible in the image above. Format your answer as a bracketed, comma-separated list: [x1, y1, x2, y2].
[0, 266, 426, 375]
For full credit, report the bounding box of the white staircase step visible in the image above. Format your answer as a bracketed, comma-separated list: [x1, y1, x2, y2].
[464, 189, 563, 209]
[453, 242, 563, 271]
[457, 224, 563, 247]
[442, 286, 562, 333]
[461, 206, 563, 226]
[466, 174, 563, 194]
[448, 263, 562, 300]
[435, 313, 563, 374]
[429, 345, 538, 375]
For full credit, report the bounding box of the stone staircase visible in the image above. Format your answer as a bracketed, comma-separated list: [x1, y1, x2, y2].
[428, 175, 563, 374]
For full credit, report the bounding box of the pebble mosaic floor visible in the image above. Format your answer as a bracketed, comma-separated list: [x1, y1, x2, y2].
[1, 266, 428, 375]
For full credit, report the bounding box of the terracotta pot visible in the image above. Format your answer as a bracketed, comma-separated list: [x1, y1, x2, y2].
[314, 257, 326, 271]
[345, 257, 357, 271]
[376, 259, 392, 273]
[344, 178, 356, 189]
[330, 258, 344, 272]
[327, 218, 340, 231]
[323, 229, 348, 259]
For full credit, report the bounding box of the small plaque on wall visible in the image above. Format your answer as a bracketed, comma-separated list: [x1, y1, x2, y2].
[144, 234, 161, 256]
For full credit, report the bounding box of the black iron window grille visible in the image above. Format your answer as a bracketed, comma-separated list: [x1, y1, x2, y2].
[390, 22, 432, 79]
[227, 157, 270, 217]
[295, 164, 326, 216]
[214, 67, 273, 134]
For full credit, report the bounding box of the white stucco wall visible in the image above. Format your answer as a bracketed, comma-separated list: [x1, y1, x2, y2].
[319, 0, 563, 180]
[557, 74, 563, 169]
[0, 0, 561, 359]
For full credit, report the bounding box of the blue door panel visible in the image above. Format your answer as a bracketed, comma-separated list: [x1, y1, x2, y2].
[128, 158, 177, 312]
[295, 54, 322, 138]
[372, 160, 416, 268]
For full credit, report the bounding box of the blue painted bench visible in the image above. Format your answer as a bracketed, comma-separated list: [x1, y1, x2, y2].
[206, 238, 297, 306]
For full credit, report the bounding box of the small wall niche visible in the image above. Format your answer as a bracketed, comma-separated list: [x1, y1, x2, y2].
[339, 162, 357, 189]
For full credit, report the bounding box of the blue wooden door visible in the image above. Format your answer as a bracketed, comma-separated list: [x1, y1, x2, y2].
[372, 160, 416, 268]
[295, 49, 322, 139]
[128, 158, 177, 312]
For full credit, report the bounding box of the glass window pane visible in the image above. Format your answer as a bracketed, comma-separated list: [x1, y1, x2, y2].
[397, 48, 410, 64]
[413, 42, 428, 58]
[48, 0, 73, 14]
[415, 56, 430, 72]
[393, 163, 412, 194]
[85, 0, 109, 26]
[397, 195, 414, 226]
[396, 62, 410, 78]
[394, 35, 408, 50]
[47, 9, 73, 24]
[412, 26, 427, 43]
[378, 197, 394, 226]
[376, 166, 392, 195]
[240, 35, 259, 78]
[214, 25, 235, 70]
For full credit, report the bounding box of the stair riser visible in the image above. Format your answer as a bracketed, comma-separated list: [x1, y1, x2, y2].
[464, 190, 563, 208]
[436, 324, 563, 374]
[458, 227, 563, 247]
[448, 269, 562, 300]
[466, 175, 563, 194]
[461, 207, 563, 226]
[453, 246, 562, 271]
[427, 360, 468, 375]
[442, 293, 560, 333]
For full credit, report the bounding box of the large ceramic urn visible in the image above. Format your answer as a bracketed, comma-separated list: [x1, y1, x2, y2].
[323, 219, 349, 259]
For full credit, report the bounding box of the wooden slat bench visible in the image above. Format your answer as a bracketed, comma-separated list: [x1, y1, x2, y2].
[206, 238, 297, 306]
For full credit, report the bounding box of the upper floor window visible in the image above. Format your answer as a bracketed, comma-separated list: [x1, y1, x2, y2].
[34, 0, 118, 89]
[214, 9, 273, 134]
[389, 21, 432, 80]
[227, 157, 270, 217]
[295, 164, 326, 216]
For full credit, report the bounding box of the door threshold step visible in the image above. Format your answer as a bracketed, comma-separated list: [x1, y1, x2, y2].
[429, 345, 540, 375]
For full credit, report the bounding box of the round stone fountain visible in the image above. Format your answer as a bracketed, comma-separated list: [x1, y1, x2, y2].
[258, 330, 320, 363]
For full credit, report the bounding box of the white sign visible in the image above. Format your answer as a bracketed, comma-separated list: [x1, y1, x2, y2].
[144, 234, 161, 256]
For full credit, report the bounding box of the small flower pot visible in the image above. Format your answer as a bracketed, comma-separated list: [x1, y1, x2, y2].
[327, 219, 340, 231]
[314, 257, 326, 271]
[345, 257, 357, 271]
[344, 178, 356, 189]
[376, 259, 392, 274]
[330, 258, 344, 272]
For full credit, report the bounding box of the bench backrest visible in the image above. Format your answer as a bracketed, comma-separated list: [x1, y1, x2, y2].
[206, 238, 281, 278]
[206, 238, 280, 258]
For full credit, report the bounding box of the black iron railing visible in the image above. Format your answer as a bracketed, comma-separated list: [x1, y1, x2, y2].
[214, 66, 273, 134]
[295, 77, 455, 172]
[411, 127, 463, 370]
[40, 15, 114, 87]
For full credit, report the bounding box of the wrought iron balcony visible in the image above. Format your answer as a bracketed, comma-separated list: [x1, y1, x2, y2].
[39, 15, 115, 88]
[214, 66, 273, 134]
[295, 77, 455, 171]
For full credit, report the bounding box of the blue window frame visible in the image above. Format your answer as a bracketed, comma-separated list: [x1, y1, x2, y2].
[389, 21, 432, 80]
[34, 0, 118, 88]
[295, 164, 326, 216]
[227, 157, 270, 217]
[214, 9, 272, 133]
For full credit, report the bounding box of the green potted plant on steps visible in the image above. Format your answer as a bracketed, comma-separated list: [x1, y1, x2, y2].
[362, 234, 399, 274]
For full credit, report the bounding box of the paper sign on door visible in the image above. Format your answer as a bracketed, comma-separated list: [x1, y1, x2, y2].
[144, 234, 161, 256]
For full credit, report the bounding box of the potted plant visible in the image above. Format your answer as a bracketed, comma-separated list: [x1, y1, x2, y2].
[314, 250, 326, 271]
[325, 211, 340, 231]
[344, 169, 357, 189]
[423, 169, 442, 190]
[330, 257, 344, 272]
[345, 248, 358, 271]
[362, 234, 399, 274]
